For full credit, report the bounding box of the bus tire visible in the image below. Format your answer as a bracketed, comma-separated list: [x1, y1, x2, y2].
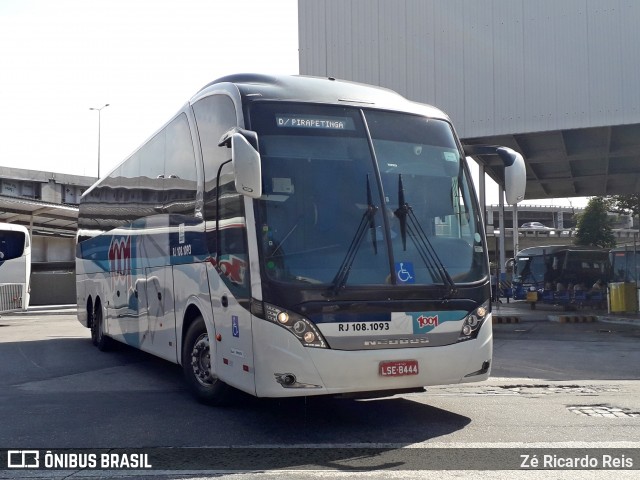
[182, 316, 231, 406]
[91, 302, 111, 351]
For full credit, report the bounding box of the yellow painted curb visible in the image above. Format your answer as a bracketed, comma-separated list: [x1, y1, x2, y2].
[493, 316, 520, 324]
[558, 316, 597, 323]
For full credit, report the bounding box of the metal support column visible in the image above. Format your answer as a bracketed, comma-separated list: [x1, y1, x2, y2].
[512, 204, 519, 259]
[478, 164, 486, 228]
[498, 187, 506, 301]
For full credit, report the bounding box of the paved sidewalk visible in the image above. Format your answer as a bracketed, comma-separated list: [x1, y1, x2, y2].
[491, 298, 640, 326]
[2, 304, 76, 316]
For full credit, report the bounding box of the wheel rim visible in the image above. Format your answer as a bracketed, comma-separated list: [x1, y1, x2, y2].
[190, 333, 216, 387]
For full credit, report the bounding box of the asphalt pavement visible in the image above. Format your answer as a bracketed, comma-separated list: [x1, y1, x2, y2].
[1, 302, 638, 479]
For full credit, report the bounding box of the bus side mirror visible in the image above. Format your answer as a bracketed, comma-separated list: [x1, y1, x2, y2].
[498, 147, 526, 205]
[464, 145, 526, 205]
[220, 128, 262, 199]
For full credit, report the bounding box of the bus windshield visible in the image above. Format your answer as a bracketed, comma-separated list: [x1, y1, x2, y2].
[251, 103, 485, 289]
[514, 255, 547, 286]
[0, 230, 27, 262]
[611, 250, 640, 282]
[0, 225, 30, 313]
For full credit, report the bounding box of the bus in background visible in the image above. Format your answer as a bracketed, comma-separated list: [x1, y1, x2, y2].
[0, 223, 31, 313]
[76, 74, 525, 404]
[610, 246, 640, 283]
[512, 245, 610, 302]
[609, 245, 640, 312]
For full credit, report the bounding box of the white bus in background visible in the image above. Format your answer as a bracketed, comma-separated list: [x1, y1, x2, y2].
[76, 74, 525, 405]
[0, 223, 31, 313]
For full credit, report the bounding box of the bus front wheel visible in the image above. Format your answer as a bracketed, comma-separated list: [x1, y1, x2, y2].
[182, 316, 230, 406]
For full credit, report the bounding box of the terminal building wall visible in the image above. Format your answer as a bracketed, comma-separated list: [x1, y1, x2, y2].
[0, 167, 95, 306]
[30, 236, 75, 306]
[298, 0, 640, 138]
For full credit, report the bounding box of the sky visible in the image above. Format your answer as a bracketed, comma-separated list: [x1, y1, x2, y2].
[0, 0, 299, 178]
[0, 0, 585, 208]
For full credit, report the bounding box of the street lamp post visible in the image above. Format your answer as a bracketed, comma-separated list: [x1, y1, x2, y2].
[89, 103, 109, 178]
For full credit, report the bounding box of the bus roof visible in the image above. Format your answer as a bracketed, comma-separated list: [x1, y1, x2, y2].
[0, 222, 29, 234]
[516, 245, 608, 257]
[83, 74, 454, 200]
[193, 74, 450, 121]
[610, 245, 640, 252]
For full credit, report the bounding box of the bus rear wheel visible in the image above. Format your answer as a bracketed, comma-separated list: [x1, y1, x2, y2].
[91, 303, 111, 351]
[182, 316, 231, 406]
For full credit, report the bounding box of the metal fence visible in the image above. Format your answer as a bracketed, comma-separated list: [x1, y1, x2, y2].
[0, 283, 25, 313]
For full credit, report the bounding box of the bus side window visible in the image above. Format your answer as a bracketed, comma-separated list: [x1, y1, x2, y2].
[214, 162, 250, 300]
[192, 95, 238, 222]
[164, 113, 197, 214]
[138, 131, 166, 215]
[193, 95, 250, 302]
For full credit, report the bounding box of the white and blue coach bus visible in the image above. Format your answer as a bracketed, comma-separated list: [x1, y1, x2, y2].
[76, 74, 525, 404]
[0, 222, 31, 313]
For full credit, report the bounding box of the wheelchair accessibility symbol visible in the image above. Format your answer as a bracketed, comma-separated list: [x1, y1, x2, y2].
[395, 262, 415, 284]
[232, 315, 240, 337]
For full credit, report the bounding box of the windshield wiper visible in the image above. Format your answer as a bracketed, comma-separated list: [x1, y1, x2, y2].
[327, 175, 379, 296]
[394, 174, 457, 298]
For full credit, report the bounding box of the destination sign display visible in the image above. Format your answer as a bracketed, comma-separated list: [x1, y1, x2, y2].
[275, 115, 355, 130]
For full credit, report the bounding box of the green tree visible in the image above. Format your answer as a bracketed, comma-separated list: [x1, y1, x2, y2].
[574, 197, 616, 248]
[605, 193, 640, 220]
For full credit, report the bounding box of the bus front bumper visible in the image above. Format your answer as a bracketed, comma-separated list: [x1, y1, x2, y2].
[251, 314, 493, 398]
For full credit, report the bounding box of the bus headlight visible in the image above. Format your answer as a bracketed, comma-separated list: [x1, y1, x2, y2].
[277, 312, 289, 324]
[458, 301, 490, 342]
[264, 303, 328, 348]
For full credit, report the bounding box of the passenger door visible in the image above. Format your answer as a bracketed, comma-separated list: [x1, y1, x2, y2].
[143, 265, 178, 362]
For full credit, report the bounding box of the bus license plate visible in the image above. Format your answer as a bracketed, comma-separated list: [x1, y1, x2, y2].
[379, 360, 419, 377]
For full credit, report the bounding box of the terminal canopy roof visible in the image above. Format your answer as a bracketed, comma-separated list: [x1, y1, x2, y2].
[0, 196, 78, 237]
[464, 123, 640, 200]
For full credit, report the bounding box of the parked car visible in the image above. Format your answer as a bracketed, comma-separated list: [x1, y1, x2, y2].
[520, 222, 552, 230]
